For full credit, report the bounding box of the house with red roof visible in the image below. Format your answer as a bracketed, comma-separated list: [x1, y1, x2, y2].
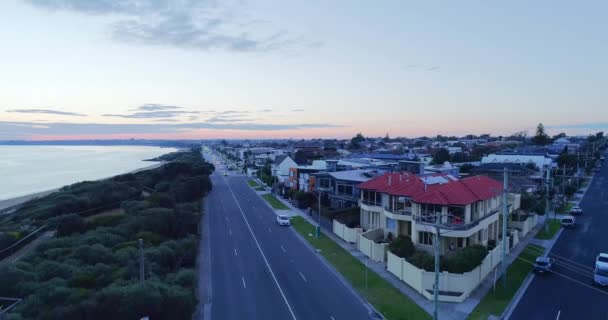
[357, 172, 520, 256]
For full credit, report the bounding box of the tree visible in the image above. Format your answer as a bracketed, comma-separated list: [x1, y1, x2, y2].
[348, 133, 365, 150]
[383, 133, 390, 142]
[557, 153, 578, 169]
[431, 148, 450, 165]
[532, 123, 551, 145]
[552, 132, 566, 141]
[56, 214, 86, 237]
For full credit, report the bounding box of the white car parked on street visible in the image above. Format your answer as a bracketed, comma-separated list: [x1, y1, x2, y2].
[276, 215, 291, 226]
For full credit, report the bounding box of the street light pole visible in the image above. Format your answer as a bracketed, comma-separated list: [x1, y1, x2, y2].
[501, 167, 508, 288]
[433, 214, 440, 320]
[316, 190, 322, 238]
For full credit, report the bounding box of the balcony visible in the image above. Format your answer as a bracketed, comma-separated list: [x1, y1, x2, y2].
[383, 206, 413, 221]
[359, 199, 383, 212]
[415, 209, 499, 232]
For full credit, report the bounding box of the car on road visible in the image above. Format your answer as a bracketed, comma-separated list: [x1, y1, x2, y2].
[594, 253, 608, 286]
[276, 215, 291, 226]
[533, 257, 554, 274]
[223, 172, 228, 176]
[570, 206, 583, 215]
[560, 215, 576, 228]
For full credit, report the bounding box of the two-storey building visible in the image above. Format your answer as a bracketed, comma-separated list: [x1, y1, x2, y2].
[358, 172, 519, 255]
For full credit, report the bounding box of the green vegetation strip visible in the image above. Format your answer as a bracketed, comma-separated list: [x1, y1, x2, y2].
[468, 244, 545, 320]
[291, 217, 430, 320]
[261, 194, 289, 210]
[556, 202, 573, 214]
[247, 180, 259, 187]
[534, 219, 561, 240]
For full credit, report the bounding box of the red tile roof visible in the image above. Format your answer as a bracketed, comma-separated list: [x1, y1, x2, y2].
[357, 172, 503, 206]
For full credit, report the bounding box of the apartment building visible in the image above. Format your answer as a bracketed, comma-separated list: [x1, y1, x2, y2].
[358, 172, 519, 255]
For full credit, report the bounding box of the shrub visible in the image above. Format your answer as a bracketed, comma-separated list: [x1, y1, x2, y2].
[389, 236, 415, 258]
[56, 214, 86, 237]
[443, 245, 487, 273]
[407, 251, 435, 271]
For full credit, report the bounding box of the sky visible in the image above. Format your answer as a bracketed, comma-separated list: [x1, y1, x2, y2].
[0, 0, 607, 140]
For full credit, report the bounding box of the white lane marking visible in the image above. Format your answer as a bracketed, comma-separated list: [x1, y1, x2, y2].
[299, 272, 307, 283]
[228, 228, 232, 236]
[330, 317, 335, 320]
[281, 245, 286, 253]
[556, 310, 561, 320]
[268, 227, 272, 233]
[234, 249, 238, 256]
[223, 176, 297, 320]
[242, 277, 247, 289]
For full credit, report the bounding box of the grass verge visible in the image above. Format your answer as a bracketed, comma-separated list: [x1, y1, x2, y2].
[467, 244, 545, 320]
[262, 194, 289, 210]
[534, 219, 561, 240]
[291, 216, 430, 320]
[247, 180, 259, 187]
[556, 202, 573, 214]
[255, 187, 266, 191]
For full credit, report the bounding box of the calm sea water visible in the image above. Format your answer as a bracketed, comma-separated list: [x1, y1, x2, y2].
[0, 145, 177, 201]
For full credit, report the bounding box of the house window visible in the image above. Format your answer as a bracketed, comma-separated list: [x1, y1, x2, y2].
[337, 183, 353, 196]
[418, 231, 434, 245]
[386, 218, 396, 230]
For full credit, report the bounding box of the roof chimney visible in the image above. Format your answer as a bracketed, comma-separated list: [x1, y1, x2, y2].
[388, 175, 392, 186]
[399, 173, 402, 182]
[424, 181, 427, 192]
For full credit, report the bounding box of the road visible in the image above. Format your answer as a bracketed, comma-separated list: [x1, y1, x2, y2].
[511, 155, 608, 320]
[198, 149, 374, 320]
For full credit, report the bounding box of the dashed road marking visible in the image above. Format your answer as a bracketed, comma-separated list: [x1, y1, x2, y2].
[234, 249, 238, 256]
[281, 245, 286, 253]
[299, 272, 307, 283]
[242, 277, 247, 289]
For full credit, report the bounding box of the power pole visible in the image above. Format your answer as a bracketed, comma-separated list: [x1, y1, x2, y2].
[501, 167, 508, 288]
[316, 190, 322, 238]
[433, 212, 440, 320]
[544, 166, 551, 233]
[139, 238, 145, 286]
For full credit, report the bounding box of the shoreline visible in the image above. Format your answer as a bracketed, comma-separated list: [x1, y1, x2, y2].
[0, 162, 164, 212]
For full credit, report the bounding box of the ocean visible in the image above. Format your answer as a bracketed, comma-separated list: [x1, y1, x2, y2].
[0, 145, 177, 201]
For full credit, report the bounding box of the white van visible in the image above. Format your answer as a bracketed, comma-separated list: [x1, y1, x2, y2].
[560, 216, 576, 228]
[594, 253, 608, 286]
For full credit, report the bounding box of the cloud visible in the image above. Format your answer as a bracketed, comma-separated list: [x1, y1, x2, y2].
[103, 110, 198, 119]
[545, 122, 608, 130]
[404, 64, 440, 72]
[258, 109, 272, 112]
[26, 0, 312, 52]
[206, 116, 251, 123]
[131, 103, 182, 112]
[6, 108, 86, 116]
[291, 109, 304, 112]
[0, 120, 343, 139]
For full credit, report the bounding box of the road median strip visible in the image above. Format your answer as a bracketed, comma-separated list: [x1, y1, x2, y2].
[291, 216, 430, 320]
[534, 219, 560, 240]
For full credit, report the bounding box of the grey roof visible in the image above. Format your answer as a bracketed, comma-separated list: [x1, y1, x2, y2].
[327, 169, 380, 182]
[273, 155, 288, 165]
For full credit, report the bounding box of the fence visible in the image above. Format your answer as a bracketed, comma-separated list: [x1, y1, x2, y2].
[358, 228, 388, 263]
[332, 220, 362, 244]
[387, 239, 509, 303]
[508, 214, 538, 237]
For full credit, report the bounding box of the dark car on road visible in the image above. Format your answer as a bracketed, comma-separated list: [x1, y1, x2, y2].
[533, 257, 554, 274]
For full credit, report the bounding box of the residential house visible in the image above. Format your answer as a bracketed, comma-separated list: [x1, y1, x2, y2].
[313, 169, 382, 209]
[288, 160, 327, 192]
[472, 163, 540, 193]
[481, 154, 552, 178]
[357, 172, 520, 255]
[424, 161, 460, 178]
[272, 155, 298, 184]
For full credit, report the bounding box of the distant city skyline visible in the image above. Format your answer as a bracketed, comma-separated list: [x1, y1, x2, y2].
[1, 0, 607, 140]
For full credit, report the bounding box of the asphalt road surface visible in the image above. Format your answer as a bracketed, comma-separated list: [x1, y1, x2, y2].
[200, 150, 375, 320]
[511, 155, 608, 320]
